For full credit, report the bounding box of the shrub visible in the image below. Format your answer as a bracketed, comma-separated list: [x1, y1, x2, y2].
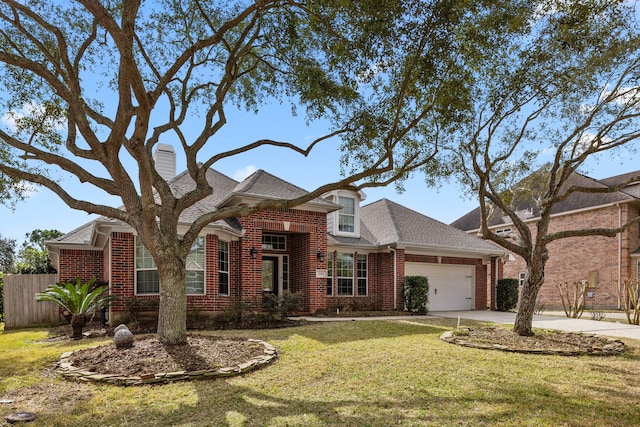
[262, 291, 302, 319]
[556, 281, 588, 318]
[404, 276, 429, 314]
[496, 278, 519, 311]
[35, 278, 116, 339]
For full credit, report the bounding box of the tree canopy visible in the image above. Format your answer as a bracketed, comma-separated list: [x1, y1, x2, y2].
[15, 229, 63, 274]
[446, 0, 640, 335]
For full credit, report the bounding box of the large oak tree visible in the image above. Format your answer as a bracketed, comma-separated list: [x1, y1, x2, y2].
[448, 0, 640, 335]
[0, 0, 575, 343]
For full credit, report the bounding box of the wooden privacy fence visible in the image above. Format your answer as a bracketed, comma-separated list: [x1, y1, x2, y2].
[4, 274, 61, 329]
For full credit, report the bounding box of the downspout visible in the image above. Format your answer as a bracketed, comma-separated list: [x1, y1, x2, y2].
[617, 204, 622, 309]
[388, 246, 397, 310]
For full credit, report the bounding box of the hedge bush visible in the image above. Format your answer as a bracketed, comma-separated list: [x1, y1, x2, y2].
[404, 276, 429, 314]
[496, 278, 519, 311]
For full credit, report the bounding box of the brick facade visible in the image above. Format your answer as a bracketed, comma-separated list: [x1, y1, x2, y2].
[502, 203, 640, 309]
[58, 249, 105, 283]
[58, 208, 501, 321]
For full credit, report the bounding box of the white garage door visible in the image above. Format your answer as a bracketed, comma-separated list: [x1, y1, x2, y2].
[405, 263, 474, 311]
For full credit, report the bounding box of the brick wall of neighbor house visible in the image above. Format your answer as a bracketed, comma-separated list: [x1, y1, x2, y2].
[58, 249, 104, 283]
[502, 204, 638, 309]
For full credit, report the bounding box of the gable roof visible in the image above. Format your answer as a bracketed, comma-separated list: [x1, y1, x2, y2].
[218, 169, 338, 211]
[329, 198, 504, 255]
[451, 171, 640, 231]
[49, 167, 338, 248]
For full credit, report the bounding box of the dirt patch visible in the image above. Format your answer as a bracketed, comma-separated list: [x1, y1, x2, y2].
[68, 335, 267, 377]
[442, 326, 626, 355]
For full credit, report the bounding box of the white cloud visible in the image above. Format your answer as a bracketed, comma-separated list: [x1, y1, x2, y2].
[0, 102, 66, 133]
[232, 165, 258, 181]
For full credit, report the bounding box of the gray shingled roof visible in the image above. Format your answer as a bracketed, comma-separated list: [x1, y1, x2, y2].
[353, 199, 503, 253]
[51, 167, 337, 246]
[451, 171, 639, 232]
[219, 169, 338, 210]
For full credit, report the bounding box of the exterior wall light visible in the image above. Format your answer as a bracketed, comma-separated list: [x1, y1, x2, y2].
[249, 248, 258, 259]
[317, 251, 325, 262]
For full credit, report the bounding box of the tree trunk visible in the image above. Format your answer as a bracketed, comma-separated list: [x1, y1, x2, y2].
[70, 314, 85, 339]
[156, 256, 188, 345]
[513, 263, 545, 336]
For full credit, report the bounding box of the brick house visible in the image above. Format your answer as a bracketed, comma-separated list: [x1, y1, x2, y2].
[46, 147, 506, 323]
[451, 170, 640, 309]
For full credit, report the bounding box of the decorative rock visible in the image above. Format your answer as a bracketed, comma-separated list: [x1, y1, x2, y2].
[113, 326, 134, 349]
[113, 324, 130, 334]
[5, 412, 37, 423]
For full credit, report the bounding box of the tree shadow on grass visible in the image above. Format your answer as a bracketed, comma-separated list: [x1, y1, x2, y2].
[42, 373, 640, 427]
[283, 318, 452, 345]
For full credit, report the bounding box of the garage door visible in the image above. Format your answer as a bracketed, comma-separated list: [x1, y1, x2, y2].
[405, 263, 474, 311]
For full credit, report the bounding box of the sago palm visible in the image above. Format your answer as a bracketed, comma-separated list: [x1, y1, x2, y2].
[36, 278, 116, 339]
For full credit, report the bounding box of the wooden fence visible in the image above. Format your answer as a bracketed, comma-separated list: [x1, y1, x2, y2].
[4, 274, 61, 329]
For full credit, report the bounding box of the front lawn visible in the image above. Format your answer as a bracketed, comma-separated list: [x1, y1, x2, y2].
[1, 318, 639, 426]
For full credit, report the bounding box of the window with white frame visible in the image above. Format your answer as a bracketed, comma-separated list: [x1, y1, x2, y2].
[337, 252, 354, 295]
[518, 272, 525, 286]
[357, 254, 367, 296]
[327, 252, 333, 295]
[185, 238, 205, 295]
[135, 236, 205, 295]
[496, 228, 512, 235]
[136, 237, 159, 294]
[219, 240, 229, 295]
[338, 196, 356, 233]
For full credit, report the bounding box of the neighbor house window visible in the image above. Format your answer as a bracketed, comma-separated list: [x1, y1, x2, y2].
[357, 254, 367, 296]
[219, 240, 229, 295]
[338, 196, 355, 233]
[136, 236, 205, 295]
[519, 272, 525, 286]
[327, 252, 333, 295]
[337, 252, 354, 295]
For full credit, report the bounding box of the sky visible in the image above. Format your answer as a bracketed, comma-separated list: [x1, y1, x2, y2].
[0, 96, 637, 247]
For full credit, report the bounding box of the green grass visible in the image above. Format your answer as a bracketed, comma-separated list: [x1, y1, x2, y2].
[1, 318, 640, 426]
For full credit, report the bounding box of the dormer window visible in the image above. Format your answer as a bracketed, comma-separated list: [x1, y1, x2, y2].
[325, 189, 364, 237]
[338, 196, 356, 233]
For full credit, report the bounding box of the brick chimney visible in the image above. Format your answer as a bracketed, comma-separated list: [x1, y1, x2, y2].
[153, 144, 176, 181]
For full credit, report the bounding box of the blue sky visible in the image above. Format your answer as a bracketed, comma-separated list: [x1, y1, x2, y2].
[0, 96, 637, 247]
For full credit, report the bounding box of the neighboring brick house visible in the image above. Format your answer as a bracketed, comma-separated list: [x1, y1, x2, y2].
[46, 148, 506, 323]
[451, 170, 640, 309]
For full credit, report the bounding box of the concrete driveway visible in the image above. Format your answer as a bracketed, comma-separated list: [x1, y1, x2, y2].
[432, 310, 640, 341]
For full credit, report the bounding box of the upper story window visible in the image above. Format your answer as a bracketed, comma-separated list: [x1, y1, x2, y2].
[338, 196, 356, 233]
[325, 190, 363, 237]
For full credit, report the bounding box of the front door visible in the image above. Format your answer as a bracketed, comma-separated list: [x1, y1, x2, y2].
[262, 256, 279, 296]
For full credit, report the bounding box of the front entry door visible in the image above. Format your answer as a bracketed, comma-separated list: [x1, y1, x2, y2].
[262, 256, 279, 296]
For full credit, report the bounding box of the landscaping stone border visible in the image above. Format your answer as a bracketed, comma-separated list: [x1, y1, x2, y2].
[56, 339, 278, 386]
[440, 330, 626, 356]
